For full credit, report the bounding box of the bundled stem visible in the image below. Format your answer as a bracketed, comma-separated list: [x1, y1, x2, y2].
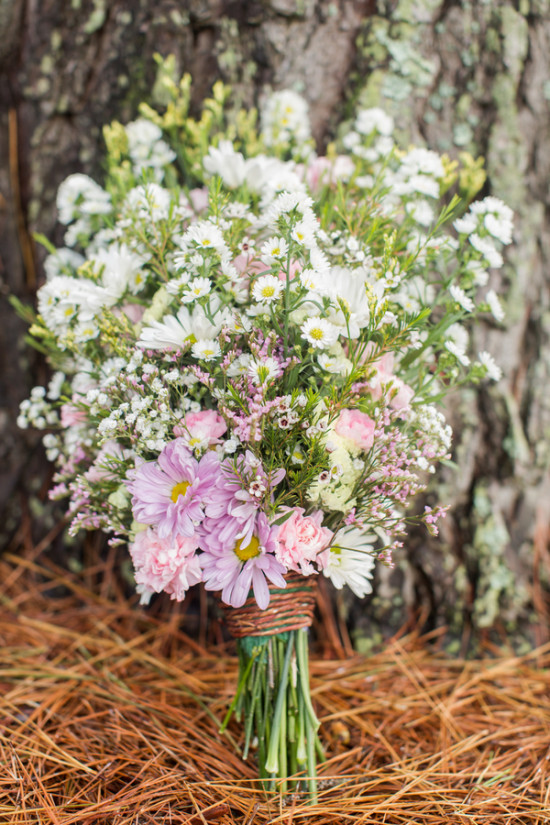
[221, 629, 321, 800]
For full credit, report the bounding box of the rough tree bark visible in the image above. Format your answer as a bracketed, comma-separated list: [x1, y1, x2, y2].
[1, 0, 548, 650]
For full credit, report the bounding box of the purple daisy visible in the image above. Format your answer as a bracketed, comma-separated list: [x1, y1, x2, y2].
[127, 438, 220, 539]
[200, 512, 286, 609]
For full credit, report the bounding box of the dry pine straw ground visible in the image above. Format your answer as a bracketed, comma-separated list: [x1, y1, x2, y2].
[0, 550, 549, 825]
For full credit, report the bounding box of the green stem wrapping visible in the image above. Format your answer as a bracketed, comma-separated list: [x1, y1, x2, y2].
[227, 629, 321, 799]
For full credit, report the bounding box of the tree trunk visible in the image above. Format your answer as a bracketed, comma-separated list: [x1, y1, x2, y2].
[1, 0, 548, 649]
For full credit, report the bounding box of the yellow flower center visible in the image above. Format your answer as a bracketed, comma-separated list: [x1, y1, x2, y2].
[262, 285, 275, 297]
[310, 327, 324, 340]
[171, 481, 190, 503]
[234, 535, 261, 562]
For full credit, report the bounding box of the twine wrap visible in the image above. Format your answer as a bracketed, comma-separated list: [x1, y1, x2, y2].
[222, 572, 318, 639]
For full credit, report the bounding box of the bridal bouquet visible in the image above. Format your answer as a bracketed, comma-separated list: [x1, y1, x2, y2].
[17, 65, 512, 796]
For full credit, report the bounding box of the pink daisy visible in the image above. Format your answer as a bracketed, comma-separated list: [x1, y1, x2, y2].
[127, 439, 219, 538]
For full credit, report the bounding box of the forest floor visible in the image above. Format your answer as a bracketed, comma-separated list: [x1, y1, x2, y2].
[1, 540, 549, 825]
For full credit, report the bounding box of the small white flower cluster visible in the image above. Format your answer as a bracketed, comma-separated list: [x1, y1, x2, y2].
[17, 386, 59, 430]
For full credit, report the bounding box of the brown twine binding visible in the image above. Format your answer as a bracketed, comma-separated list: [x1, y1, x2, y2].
[222, 572, 318, 639]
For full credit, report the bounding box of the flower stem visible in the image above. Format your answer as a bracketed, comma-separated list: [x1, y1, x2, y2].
[227, 629, 319, 801]
[265, 633, 294, 774]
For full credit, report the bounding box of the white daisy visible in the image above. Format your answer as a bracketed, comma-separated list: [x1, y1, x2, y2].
[93, 242, 149, 299]
[406, 200, 434, 227]
[248, 357, 280, 385]
[226, 353, 253, 377]
[453, 214, 477, 235]
[182, 221, 227, 254]
[291, 218, 317, 247]
[44, 248, 85, 280]
[299, 268, 323, 292]
[484, 214, 511, 245]
[317, 353, 352, 375]
[478, 351, 502, 381]
[464, 260, 489, 286]
[203, 140, 247, 189]
[56, 173, 112, 224]
[445, 340, 470, 366]
[322, 527, 376, 598]
[137, 305, 222, 350]
[261, 89, 311, 147]
[471, 196, 513, 220]
[315, 266, 371, 338]
[191, 339, 221, 361]
[260, 236, 288, 264]
[485, 289, 505, 322]
[355, 108, 394, 137]
[181, 277, 212, 303]
[301, 317, 339, 349]
[124, 183, 171, 221]
[252, 274, 283, 304]
[446, 323, 469, 353]
[449, 285, 475, 312]
[469, 234, 503, 268]
[73, 319, 100, 341]
[408, 174, 440, 199]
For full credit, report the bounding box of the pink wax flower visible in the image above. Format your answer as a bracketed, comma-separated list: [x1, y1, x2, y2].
[129, 528, 202, 604]
[85, 440, 128, 483]
[60, 400, 87, 428]
[200, 512, 286, 609]
[127, 439, 220, 539]
[275, 507, 333, 576]
[334, 409, 375, 452]
[173, 409, 227, 450]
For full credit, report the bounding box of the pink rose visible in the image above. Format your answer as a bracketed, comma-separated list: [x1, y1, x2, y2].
[189, 187, 209, 213]
[120, 303, 145, 324]
[275, 507, 333, 575]
[232, 254, 265, 277]
[367, 353, 414, 411]
[129, 528, 202, 603]
[305, 155, 355, 192]
[173, 409, 227, 449]
[277, 258, 302, 283]
[334, 409, 375, 451]
[387, 379, 414, 411]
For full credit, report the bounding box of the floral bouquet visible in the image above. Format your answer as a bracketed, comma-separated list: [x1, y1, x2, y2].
[16, 64, 512, 797]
